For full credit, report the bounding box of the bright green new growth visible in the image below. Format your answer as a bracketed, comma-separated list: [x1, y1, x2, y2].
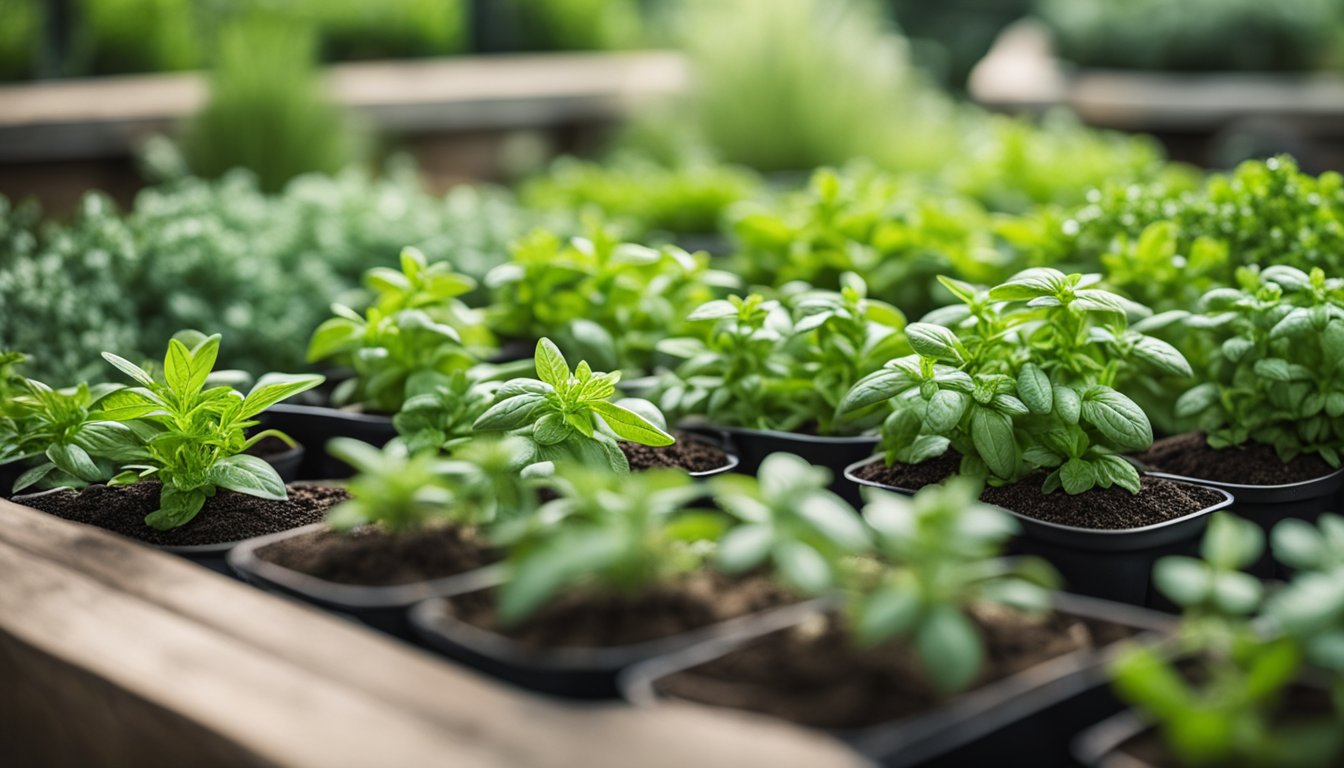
[1112, 513, 1344, 767]
[326, 435, 539, 533]
[847, 478, 1058, 693]
[710, 453, 871, 595]
[655, 274, 907, 435]
[472, 339, 674, 473]
[496, 465, 719, 625]
[841, 268, 1189, 495]
[1175, 266, 1344, 468]
[392, 371, 500, 456]
[99, 333, 322, 529]
[308, 246, 491, 413]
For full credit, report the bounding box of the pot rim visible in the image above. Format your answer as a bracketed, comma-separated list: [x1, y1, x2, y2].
[843, 455, 1233, 539]
[264, 402, 395, 426]
[1071, 710, 1151, 768]
[704, 423, 880, 446]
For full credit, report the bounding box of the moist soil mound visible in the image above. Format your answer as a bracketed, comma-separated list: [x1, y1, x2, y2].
[447, 572, 794, 649]
[657, 603, 1132, 730]
[258, 524, 497, 586]
[620, 432, 732, 472]
[1135, 432, 1336, 485]
[21, 482, 348, 546]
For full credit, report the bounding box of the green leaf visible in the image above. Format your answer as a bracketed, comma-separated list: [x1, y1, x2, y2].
[1253, 358, 1295, 382]
[796, 493, 870, 550]
[970, 407, 1017, 480]
[1053, 385, 1081, 425]
[164, 338, 194, 396]
[473, 393, 548, 432]
[1096, 454, 1142, 494]
[924, 389, 967, 432]
[306, 317, 362, 362]
[206, 454, 287, 500]
[534, 338, 570, 388]
[774, 540, 831, 595]
[101, 352, 156, 388]
[1059, 458, 1097, 495]
[916, 606, 984, 692]
[1080, 387, 1152, 452]
[688, 299, 739, 321]
[93, 388, 161, 421]
[716, 524, 773, 573]
[840, 365, 916, 414]
[1153, 556, 1212, 608]
[1133, 337, 1192, 378]
[13, 463, 55, 493]
[532, 412, 571, 446]
[241, 374, 324, 419]
[907, 323, 965, 363]
[1210, 572, 1263, 616]
[498, 530, 623, 625]
[145, 487, 208, 530]
[1271, 518, 1326, 570]
[988, 268, 1066, 301]
[591, 401, 674, 446]
[1016, 363, 1052, 415]
[1175, 383, 1219, 419]
[855, 589, 921, 646]
[1202, 512, 1264, 571]
[46, 443, 104, 483]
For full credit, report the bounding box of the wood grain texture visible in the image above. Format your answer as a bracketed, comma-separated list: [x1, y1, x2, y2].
[0, 498, 863, 768]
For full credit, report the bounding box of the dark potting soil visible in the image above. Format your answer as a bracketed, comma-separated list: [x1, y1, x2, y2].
[448, 571, 794, 650]
[620, 432, 731, 473]
[1136, 432, 1336, 485]
[656, 603, 1132, 730]
[257, 524, 498, 586]
[20, 482, 348, 547]
[246, 435, 296, 459]
[855, 453, 1225, 530]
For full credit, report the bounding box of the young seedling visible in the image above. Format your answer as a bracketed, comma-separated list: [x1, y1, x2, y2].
[99, 333, 322, 529]
[1111, 514, 1343, 767]
[392, 371, 500, 455]
[655, 274, 907, 435]
[847, 478, 1058, 693]
[1176, 265, 1344, 468]
[709, 452, 871, 595]
[472, 338, 674, 473]
[840, 269, 1189, 494]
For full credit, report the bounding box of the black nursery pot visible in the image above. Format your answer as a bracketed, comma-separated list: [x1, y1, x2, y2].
[845, 457, 1233, 608]
[622, 593, 1175, 768]
[1143, 468, 1344, 578]
[408, 592, 824, 700]
[228, 523, 505, 638]
[714, 426, 879, 505]
[259, 404, 395, 480]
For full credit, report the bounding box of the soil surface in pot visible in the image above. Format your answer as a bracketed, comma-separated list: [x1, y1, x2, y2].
[855, 452, 1225, 530]
[257, 524, 497, 586]
[21, 482, 348, 546]
[620, 432, 731, 473]
[1135, 432, 1336, 485]
[657, 603, 1132, 730]
[448, 572, 794, 649]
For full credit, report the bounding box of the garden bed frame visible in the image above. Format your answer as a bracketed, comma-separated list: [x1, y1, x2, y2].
[0, 497, 859, 768]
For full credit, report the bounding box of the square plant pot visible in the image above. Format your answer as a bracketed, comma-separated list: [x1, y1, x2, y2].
[621, 592, 1175, 768]
[228, 522, 506, 638]
[408, 589, 826, 700]
[844, 456, 1233, 608]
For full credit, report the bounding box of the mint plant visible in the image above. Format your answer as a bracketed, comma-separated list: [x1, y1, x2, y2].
[495, 465, 717, 625]
[485, 224, 737, 373]
[710, 452, 871, 594]
[99, 334, 322, 529]
[1111, 514, 1343, 767]
[654, 274, 907, 435]
[1175, 266, 1344, 467]
[472, 339, 674, 473]
[846, 478, 1059, 692]
[840, 269, 1190, 494]
[392, 371, 500, 455]
[307, 247, 490, 413]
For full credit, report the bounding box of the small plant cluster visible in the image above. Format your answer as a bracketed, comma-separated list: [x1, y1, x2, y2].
[0, 333, 320, 529]
[653, 274, 908, 435]
[1171, 266, 1344, 467]
[485, 224, 737, 373]
[841, 268, 1191, 494]
[1111, 513, 1344, 766]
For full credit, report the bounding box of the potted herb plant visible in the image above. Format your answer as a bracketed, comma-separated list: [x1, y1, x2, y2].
[473, 338, 737, 477]
[1138, 266, 1344, 571]
[408, 457, 829, 698]
[622, 479, 1177, 767]
[230, 436, 536, 636]
[842, 269, 1231, 605]
[653, 274, 906, 500]
[12, 334, 343, 574]
[1073, 513, 1344, 767]
[277, 246, 512, 478]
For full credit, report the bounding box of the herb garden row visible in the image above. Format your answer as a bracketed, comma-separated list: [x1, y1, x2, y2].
[3, 150, 1344, 767]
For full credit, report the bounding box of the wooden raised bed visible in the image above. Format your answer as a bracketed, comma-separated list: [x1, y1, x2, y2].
[0, 497, 860, 768]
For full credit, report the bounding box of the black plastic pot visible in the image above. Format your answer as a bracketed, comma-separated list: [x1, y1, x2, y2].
[258, 404, 395, 480]
[0, 462, 22, 499]
[1071, 710, 1153, 768]
[623, 592, 1175, 768]
[1142, 467, 1344, 578]
[676, 431, 743, 479]
[408, 591, 826, 699]
[845, 456, 1233, 608]
[258, 441, 304, 484]
[228, 523, 506, 638]
[714, 426, 879, 505]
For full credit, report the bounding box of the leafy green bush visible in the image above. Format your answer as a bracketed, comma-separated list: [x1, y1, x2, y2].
[181, 17, 359, 193]
[841, 270, 1189, 494]
[0, 0, 39, 80]
[1038, 0, 1339, 72]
